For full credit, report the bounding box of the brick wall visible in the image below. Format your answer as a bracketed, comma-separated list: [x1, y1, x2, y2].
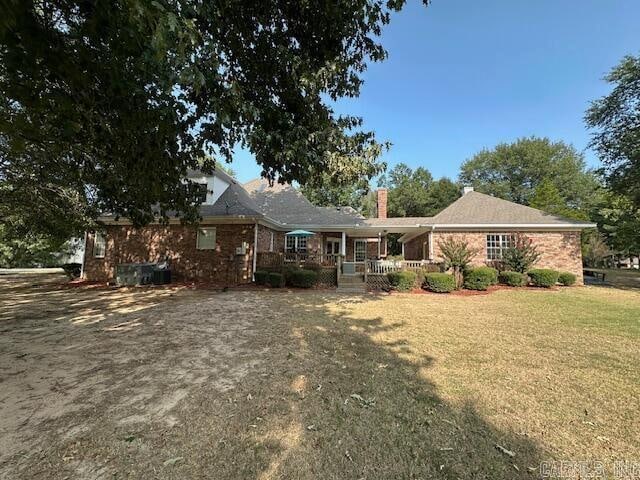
[403, 232, 429, 260]
[83, 223, 256, 285]
[406, 230, 584, 283]
[344, 237, 387, 261]
[256, 225, 285, 253]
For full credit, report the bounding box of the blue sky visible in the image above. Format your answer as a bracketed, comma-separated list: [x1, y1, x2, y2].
[227, 0, 640, 184]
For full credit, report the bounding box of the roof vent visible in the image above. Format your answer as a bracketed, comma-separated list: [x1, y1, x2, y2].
[463, 186, 474, 195]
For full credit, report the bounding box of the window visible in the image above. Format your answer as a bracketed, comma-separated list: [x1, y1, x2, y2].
[195, 183, 208, 203]
[285, 236, 308, 253]
[486, 234, 514, 260]
[93, 232, 106, 258]
[354, 240, 367, 262]
[325, 239, 340, 255]
[269, 232, 274, 252]
[197, 227, 217, 250]
[286, 235, 296, 253]
[185, 182, 208, 203]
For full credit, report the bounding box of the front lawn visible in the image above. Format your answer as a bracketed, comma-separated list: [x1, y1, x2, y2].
[1, 273, 638, 479]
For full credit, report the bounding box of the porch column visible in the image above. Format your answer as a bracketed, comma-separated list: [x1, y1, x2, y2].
[377, 232, 381, 258]
[341, 231, 346, 256]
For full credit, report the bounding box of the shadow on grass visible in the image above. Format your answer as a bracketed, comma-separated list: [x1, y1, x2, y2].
[2, 276, 547, 479]
[165, 291, 547, 479]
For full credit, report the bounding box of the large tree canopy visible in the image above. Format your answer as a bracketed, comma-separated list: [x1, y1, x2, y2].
[382, 163, 460, 217]
[1, 0, 419, 243]
[586, 54, 640, 210]
[459, 137, 599, 217]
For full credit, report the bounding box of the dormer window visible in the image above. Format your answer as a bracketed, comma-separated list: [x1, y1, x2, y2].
[195, 183, 208, 203]
[184, 181, 209, 203]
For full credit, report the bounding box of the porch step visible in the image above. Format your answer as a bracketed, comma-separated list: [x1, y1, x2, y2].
[337, 273, 366, 293]
[338, 274, 365, 284]
[336, 285, 366, 293]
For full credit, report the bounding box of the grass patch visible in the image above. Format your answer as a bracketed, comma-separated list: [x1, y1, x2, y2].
[2, 274, 639, 479]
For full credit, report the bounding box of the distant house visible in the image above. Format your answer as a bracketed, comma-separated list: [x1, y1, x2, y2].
[82, 169, 595, 286]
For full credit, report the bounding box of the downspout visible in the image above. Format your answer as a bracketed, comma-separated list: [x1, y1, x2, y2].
[428, 226, 435, 260]
[80, 231, 88, 279]
[252, 223, 258, 281]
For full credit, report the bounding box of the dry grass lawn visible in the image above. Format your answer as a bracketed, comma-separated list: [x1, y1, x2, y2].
[1, 272, 639, 479]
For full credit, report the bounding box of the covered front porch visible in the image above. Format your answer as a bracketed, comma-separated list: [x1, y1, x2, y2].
[255, 224, 436, 289]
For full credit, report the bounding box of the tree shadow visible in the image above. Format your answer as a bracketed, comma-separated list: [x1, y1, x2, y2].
[2, 283, 549, 479]
[160, 291, 547, 479]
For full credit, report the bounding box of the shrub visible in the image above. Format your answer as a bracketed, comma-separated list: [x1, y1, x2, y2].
[463, 267, 498, 291]
[387, 271, 417, 292]
[254, 270, 269, 285]
[527, 269, 559, 288]
[501, 234, 541, 273]
[281, 265, 300, 285]
[267, 272, 285, 288]
[423, 272, 456, 293]
[288, 269, 318, 288]
[61, 262, 82, 279]
[437, 237, 480, 288]
[498, 270, 527, 287]
[558, 272, 577, 286]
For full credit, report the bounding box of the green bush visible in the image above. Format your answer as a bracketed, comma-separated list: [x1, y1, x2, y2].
[267, 272, 285, 288]
[423, 272, 456, 293]
[558, 272, 577, 286]
[288, 269, 319, 288]
[498, 270, 527, 287]
[387, 271, 417, 292]
[463, 267, 498, 291]
[527, 269, 559, 288]
[254, 270, 269, 285]
[281, 265, 299, 284]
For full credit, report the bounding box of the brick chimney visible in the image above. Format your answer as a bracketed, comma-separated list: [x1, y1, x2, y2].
[377, 188, 388, 219]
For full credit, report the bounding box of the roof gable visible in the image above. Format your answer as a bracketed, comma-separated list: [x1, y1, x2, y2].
[431, 191, 587, 226]
[244, 178, 363, 226]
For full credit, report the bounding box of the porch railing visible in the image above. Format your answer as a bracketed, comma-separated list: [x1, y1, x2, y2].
[257, 252, 339, 268]
[366, 259, 435, 274]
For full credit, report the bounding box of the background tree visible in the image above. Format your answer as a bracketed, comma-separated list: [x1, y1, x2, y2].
[1, 0, 420, 242]
[586, 54, 640, 210]
[459, 137, 599, 217]
[529, 179, 588, 220]
[382, 163, 460, 217]
[300, 173, 370, 210]
[590, 191, 640, 257]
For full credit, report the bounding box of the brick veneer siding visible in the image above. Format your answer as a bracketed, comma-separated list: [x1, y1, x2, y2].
[407, 230, 584, 284]
[256, 225, 285, 253]
[403, 232, 430, 260]
[84, 223, 256, 285]
[344, 237, 387, 261]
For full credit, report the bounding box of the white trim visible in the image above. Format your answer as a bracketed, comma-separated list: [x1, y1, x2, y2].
[354, 239, 367, 262]
[80, 231, 88, 279]
[196, 227, 217, 250]
[252, 223, 259, 281]
[93, 231, 106, 258]
[341, 232, 346, 256]
[428, 223, 596, 229]
[428, 230, 434, 260]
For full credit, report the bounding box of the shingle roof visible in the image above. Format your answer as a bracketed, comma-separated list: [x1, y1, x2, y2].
[201, 181, 264, 217]
[430, 191, 589, 225]
[244, 178, 363, 226]
[362, 217, 435, 227]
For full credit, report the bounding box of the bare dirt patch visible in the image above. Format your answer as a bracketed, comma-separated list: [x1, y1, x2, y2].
[1, 272, 639, 479]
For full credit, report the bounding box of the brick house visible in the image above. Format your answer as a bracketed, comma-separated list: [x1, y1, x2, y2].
[82, 170, 595, 286]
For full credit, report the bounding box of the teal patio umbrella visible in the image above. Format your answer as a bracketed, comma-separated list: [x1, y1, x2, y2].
[285, 230, 315, 237]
